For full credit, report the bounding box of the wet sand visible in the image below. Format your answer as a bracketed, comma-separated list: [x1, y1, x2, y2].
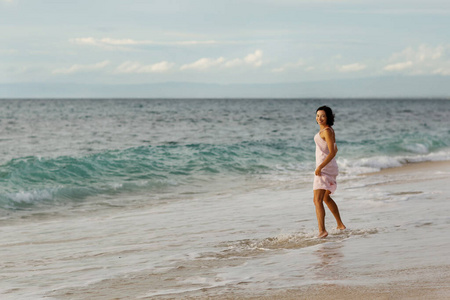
[42, 160, 450, 300]
[365, 159, 450, 176]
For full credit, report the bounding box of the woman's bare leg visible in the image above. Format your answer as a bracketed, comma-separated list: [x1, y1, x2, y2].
[313, 189, 328, 238]
[323, 190, 346, 230]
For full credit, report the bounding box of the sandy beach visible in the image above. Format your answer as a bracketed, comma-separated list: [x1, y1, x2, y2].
[186, 161, 450, 300]
[157, 160, 450, 299]
[0, 160, 441, 299]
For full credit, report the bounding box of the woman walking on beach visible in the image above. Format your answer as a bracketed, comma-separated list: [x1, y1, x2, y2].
[313, 106, 346, 238]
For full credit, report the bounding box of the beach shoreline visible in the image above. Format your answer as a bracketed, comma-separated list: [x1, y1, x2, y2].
[38, 159, 450, 300]
[146, 160, 450, 300]
[364, 159, 450, 176]
[191, 280, 450, 300]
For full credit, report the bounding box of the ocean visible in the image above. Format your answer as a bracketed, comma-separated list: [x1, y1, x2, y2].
[1, 98, 448, 213]
[1, 99, 449, 299]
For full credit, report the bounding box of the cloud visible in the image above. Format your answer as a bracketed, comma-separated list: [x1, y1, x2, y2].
[115, 61, 174, 73]
[70, 37, 220, 50]
[181, 50, 264, 71]
[180, 57, 225, 71]
[244, 50, 263, 67]
[0, 48, 18, 54]
[223, 58, 243, 68]
[69, 37, 144, 51]
[51, 50, 263, 76]
[383, 61, 413, 71]
[390, 45, 444, 62]
[432, 68, 450, 75]
[338, 8, 450, 16]
[383, 45, 450, 75]
[337, 63, 367, 72]
[52, 61, 110, 74]
[224, 50, 264, 68]
[70, 37, 99, 46]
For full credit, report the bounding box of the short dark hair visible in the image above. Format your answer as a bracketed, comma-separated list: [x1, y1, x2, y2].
[316, 106, 335, 126]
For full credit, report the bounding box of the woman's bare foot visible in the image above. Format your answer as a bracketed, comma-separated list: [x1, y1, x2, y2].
[336, 225, 346, 230]
[318, 231, 328, 238]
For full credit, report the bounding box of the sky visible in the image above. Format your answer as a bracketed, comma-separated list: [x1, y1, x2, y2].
[1, 0, 450, 97]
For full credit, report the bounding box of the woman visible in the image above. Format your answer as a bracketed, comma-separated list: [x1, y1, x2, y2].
[313, 106, 346, 238]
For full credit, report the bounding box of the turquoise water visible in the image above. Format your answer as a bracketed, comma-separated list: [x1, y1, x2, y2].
[0, 99, 449, 211]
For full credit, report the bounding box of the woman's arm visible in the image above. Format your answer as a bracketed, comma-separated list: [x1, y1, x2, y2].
[315, 129, 338, 176]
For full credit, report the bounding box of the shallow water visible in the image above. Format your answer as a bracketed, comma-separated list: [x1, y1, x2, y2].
[1, 162, 449, 299]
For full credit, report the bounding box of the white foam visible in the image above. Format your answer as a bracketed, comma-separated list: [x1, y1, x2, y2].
[338, 148, 450, 174]
[109, 183, 123, 190]
[402, 143, 429, 154]
[6, 188, 55, 204]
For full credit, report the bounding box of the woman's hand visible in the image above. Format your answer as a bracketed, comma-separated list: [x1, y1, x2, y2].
[315, 167, 322, 176]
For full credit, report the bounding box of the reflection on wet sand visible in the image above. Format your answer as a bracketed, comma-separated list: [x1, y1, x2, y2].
[312, 242, 345, 282]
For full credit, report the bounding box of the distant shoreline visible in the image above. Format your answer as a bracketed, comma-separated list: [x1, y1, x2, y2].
[2, 76, 450, 98]
[1, 97, 450, 100]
